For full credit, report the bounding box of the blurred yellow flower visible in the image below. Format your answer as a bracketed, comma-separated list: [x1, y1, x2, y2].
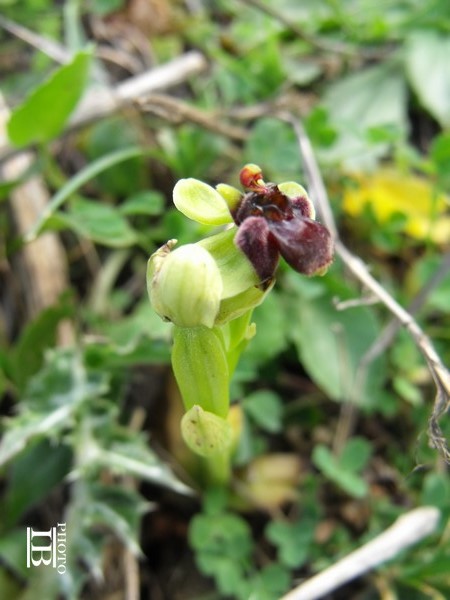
[343, 169, 450, 243]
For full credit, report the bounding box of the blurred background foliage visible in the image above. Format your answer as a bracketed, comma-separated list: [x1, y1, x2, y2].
[0, 0, 449, 598]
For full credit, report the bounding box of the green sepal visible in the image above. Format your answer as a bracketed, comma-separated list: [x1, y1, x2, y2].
[172, 326, 230, 417]
[198, 228, 259, 298]
[215, 280, 273, 325]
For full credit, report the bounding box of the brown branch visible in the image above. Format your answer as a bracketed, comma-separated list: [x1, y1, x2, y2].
[283, 113, 450, 463]
[137, 93, 248, 142]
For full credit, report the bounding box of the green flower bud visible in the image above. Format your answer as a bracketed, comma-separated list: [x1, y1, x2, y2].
[148, 242, 223, 328]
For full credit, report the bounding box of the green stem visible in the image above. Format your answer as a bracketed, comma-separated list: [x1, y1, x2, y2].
[203, 451, 231, 487]
[25, 146, 145, 243]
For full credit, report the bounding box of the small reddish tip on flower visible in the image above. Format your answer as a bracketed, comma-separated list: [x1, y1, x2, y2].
[240, 164, 266, 191]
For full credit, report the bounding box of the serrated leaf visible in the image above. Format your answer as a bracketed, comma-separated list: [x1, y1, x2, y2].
[0, 350, 108, 466]
[7, 49, 92, 146]
[406, 31, 450, 128]
[56, 198, 138, 247]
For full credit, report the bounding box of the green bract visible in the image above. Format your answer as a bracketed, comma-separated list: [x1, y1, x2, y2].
[181, 405, 233, 457]
[173, 178, 233, 225]
[148, 242, 223, 328]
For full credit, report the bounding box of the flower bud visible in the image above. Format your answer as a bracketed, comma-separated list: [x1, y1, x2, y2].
[148, 243, 223, 328]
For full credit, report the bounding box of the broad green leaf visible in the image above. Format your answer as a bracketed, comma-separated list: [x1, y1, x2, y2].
[289, 291, 384, 407]
[120, 191, 165, 216]
[339, 437, 372, 472]
[406, 32, 450, 128]
[3, 440, 71, 526]
[322, 61, 407, 168]
[266, 519, 315, 568]
[7, 49, 92, 146]
[55, 198, 138, 247]
[243, 390, 283, 433]
[244, 118, 301, 181]
[312, 445, 368, 498]
[245, 291, 288, 363]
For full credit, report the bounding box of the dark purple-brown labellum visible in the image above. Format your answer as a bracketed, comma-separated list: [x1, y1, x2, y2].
[232, 180, 333, 283]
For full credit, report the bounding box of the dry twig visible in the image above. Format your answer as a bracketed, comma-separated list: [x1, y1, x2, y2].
[283, 114, 450, 464]
[280, 507, 441, 600]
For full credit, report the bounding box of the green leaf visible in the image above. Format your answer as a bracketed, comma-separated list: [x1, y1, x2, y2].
[312, 444, 368, 498]
[86, 437, 193, 496]
[322, 61, 407, 168]
[266, 519, 315, 569]
[405, 31, 450, 128]
[243, 390, 283, 433]
[0, 350, 108, 466]
[245, 291, 288, 363]
[7, 48, 92, 146]
[120, 191, 165, 216]
[289, 291, 384, 407]
[55, 198, 138, 247]
[244, 118, 301, 181]
[3, 440, 72, 526]
[339, 437, 372, 472]
[9, 301, 73, 392]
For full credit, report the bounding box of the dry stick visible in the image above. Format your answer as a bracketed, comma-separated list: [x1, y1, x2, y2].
[137, 94, 248, 142]
[285, 114, 450, 463]
[0, 50, 208, 164]
[280, 507, 441, 600]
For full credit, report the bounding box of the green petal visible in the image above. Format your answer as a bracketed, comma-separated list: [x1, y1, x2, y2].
[173, 178, 233, 225]
[279, 181, 315, 219]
